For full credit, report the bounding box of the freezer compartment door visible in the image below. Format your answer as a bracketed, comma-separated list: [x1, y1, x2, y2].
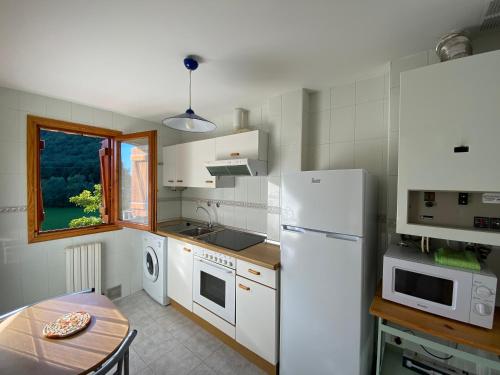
[280, 228, 364, 375]
[281, 169, 365, 236]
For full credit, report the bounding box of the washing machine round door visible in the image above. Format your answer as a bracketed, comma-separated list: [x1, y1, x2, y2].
[144, 246, 159, 282]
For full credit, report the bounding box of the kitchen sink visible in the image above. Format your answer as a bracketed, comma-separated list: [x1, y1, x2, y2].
[179, 227, 214, 237]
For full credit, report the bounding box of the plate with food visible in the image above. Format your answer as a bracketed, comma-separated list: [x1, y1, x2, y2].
[42, 311, 92, 338]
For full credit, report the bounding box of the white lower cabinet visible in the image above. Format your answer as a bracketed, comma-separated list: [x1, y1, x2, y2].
[167, 238, 193, 311]
[236, 275, 278, 364]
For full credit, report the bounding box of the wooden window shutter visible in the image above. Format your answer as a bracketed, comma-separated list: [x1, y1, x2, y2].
[37, 139, 45, 223]
[99, 139, 111, 224]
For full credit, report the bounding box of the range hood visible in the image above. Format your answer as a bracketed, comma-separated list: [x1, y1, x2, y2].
[205, 158, 267, 176]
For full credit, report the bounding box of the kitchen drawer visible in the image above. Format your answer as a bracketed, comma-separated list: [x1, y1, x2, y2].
[236, 259, 277, 289]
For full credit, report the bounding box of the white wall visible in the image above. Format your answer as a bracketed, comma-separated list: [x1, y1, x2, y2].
[177, 89, 308, 242]
[175, 73, 390, 266]
[307, 71, 390, 268]
[174, 72, 389, 268]
[0, 86, 180, 314]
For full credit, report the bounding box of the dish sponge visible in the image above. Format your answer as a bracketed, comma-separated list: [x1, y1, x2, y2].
[434, 248, 480, 271]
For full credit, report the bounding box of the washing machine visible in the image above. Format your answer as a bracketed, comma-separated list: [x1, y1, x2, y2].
[142, 232, 169, 305]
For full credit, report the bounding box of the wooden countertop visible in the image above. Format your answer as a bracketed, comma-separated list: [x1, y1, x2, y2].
[156, 220, 280, 270]
[0, 292, 129, 375]
[369, 285, 500, 356]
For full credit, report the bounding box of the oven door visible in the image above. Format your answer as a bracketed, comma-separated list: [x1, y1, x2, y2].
[193, 256, 236, 324]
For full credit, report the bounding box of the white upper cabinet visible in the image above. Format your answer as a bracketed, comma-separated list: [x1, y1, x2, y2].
[175, 142, 190, 186]
[215, 130, 268, 161]
[162, 139, 234, 188]
[397, 50, 500, 244]
[187, 139, 217, 187]
[162, 145, 177, 187]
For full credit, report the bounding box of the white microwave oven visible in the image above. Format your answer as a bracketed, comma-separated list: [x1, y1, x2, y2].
[382, 245, 497, 329]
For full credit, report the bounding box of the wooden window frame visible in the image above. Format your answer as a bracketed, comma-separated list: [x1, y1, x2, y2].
[27, 115, 157, 243]
[113, 131, 157, 231]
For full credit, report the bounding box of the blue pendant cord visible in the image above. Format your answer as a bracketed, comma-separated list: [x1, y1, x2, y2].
[188, 69, 192, 111]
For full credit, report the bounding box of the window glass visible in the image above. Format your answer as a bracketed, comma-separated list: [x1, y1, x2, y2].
[39, 129, 105, 231]
[200, 271, 226, 307]
[119, 138, 149, 224]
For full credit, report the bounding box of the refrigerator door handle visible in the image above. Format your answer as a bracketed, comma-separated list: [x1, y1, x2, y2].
[326, 233, 359, 242]
[281, 225, 305, 233]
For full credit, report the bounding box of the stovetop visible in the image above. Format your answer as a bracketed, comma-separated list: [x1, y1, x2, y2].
[200, 229, 266, 251]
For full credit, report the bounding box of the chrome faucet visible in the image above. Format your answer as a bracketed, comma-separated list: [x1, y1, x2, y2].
[196, 205, 213, 228]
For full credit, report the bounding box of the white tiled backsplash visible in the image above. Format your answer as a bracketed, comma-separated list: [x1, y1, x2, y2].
[179, 89, 308, 242]
[307, 73, 390, 270]
[179, 75, 391, 259]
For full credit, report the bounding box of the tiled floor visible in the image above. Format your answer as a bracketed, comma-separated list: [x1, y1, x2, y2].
[114, 290, 265, 375]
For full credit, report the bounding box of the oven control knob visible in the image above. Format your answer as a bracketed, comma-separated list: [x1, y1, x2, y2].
[223, 260, 227, 265]
[474, 303, 492, 316]
[475, 286, 493, 298]
[229, 262, 233, 267]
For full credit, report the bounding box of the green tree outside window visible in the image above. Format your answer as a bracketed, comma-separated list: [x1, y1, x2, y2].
[68, 184, 103, 228]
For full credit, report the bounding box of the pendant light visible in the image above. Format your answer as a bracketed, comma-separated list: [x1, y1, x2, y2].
[162, 57, 216, 132]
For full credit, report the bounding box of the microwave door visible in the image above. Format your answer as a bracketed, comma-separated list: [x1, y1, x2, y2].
[394, 268, 455, 307]
[383, 259, 473, 323]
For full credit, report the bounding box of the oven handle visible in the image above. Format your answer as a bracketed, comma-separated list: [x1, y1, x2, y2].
[196, 258, 234, 274]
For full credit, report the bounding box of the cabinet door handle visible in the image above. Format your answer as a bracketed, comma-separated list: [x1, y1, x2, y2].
[248, 268, 261, 276]
[238, 283, 250, 291]
[177, 179, 183, 183]
[183, 247, 191, 253]
[167, 180, 174, 183]
[230, 152, 240, 157]
[205, 180, 214, 184]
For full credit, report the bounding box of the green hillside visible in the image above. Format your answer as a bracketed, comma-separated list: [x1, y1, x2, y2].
[40, 130, 103, 208]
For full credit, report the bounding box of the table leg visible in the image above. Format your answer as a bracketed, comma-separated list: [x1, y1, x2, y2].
[376, 317, 384, 375]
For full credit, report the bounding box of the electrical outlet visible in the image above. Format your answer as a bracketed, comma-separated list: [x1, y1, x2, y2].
[474, 216, 490, 229]
[458, 192, 468, 205]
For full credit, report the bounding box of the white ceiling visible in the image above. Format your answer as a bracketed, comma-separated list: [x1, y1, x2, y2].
[0, 0, 488, 122]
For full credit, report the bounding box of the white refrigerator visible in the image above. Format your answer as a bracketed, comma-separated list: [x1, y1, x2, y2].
[280, 169, 377, 375]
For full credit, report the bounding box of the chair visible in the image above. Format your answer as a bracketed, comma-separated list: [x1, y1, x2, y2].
[0, 288, 95, 322]
[93, 329, 137, 375]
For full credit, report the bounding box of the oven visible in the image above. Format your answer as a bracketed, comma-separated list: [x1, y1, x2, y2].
[193, 248, 236, 325]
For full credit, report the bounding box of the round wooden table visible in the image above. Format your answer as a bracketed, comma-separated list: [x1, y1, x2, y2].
[0, 292, 129, 375]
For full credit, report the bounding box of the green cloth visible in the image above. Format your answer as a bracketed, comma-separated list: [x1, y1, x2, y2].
[434, 248, 480, 271]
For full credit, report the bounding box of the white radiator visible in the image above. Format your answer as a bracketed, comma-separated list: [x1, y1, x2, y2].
[65, 242, 102, 294]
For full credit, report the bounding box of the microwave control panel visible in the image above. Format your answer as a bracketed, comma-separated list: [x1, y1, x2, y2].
[194, 247, 236, 269]
[469, 273, 497, 329]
